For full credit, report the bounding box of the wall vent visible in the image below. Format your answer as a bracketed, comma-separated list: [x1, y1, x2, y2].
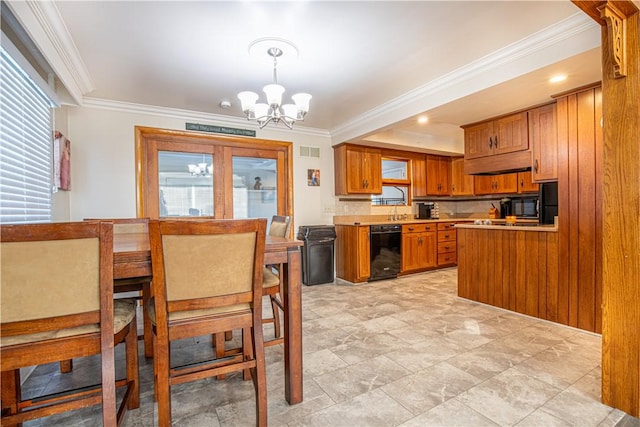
[299, 145, 320, 158]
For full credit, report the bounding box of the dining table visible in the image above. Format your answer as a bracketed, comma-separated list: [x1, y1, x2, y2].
[113, 231, 305, 405]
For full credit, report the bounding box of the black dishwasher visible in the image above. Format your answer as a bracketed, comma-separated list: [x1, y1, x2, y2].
[369, 225, 402, 281]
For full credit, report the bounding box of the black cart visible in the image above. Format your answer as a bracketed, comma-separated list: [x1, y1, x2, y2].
[297, 225, 336, 286]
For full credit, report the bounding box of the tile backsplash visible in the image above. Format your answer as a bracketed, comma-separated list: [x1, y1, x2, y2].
[334, 198, 506, 219]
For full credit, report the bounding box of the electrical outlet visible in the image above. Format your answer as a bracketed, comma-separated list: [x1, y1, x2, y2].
[323, 206, 334, 213]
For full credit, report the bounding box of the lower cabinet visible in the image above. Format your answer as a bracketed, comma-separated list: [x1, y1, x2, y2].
[437, 222, 457, 266]
[335, 225, 370, 283]
[401, 224, 437, 272]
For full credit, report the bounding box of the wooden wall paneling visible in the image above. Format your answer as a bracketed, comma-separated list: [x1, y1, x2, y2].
[456, 229, 468, 299]
[506, 231, 517, 312]
[538, 233, 548, 320]
[524, 231, 540, 317]
[594, 86, 603, 335]
[556, 96, 571, 326]
[477, 229, 491, 304]
[545, 232, 560, 322]
[576, 89, 598, 331]
[567, 92, 580, 328]
[514, 231, 527, 315]
[600, 8, 640, 416]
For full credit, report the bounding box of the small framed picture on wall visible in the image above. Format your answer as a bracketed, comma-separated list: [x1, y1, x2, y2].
[308, 169, 320, 186]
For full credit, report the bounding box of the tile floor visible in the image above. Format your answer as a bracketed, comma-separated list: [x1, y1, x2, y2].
[18, 268, 640, 426]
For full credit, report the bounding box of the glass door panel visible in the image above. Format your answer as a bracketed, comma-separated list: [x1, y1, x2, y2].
[158, 151, 213, 217]
[232, 156, 277, 225]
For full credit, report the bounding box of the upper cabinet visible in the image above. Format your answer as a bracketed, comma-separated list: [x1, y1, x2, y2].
[462, 111, 532, 175]
[451, 157, 474, 196]
[463, 112, 529, 160]
[474, 173, 518, 195]
[334, 144, 382, 195]
[426, 155, 451, 196]
[517, 171, 539, 193]
[529, 103, 558, 182]
[411, 154, 427, 197]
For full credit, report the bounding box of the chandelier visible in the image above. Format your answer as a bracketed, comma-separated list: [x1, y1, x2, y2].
[187, 156, 212, 176]
[237, 46, 311, 130]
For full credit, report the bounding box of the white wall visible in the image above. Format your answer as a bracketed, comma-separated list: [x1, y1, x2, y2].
[56, 105, 337, 232]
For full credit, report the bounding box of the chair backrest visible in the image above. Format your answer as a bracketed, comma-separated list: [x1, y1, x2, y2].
[149, 219, 267, 314]
[84, 217, 149, 234]
[0, 221, 113, 337]
[269, 215, 291, 238]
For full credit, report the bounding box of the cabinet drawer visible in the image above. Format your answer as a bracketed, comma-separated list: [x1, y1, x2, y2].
[437, 229, 456, 242]
[438, 252, 457, 265]
[437, 222, 457, 231]
[438, 241, 456, 254]
[402, 223, 435, 233]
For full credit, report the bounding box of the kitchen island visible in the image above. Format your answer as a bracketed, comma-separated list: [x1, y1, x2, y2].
[456, 220, 562, 324]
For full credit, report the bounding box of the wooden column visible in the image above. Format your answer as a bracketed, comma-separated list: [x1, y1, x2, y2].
[573, 0, 640, 417]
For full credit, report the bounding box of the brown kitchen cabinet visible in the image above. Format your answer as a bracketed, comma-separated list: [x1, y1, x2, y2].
[437, 222, 457, 266]
[463, 112, 529, 160]
[334, 144, 382, 195]
[517, 171, 539, 193]
[473, 173, 518, 195]
[401, 223, 437, 272]
[411, 154, 427, 197]
[450, 157, 474, 196]
[426, 155, 451, 195]
[529, 103, 558, 182]
[335, 225, 370, 283]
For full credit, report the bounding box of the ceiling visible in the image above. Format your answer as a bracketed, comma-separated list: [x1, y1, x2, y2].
[15, 1, 603, 154]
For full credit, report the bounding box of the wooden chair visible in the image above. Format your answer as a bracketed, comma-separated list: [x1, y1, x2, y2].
[148, 218, 268, 427]
[85, 218, 153, 358]
[262, 215, 292, 344]
[0, 221, 139, 426]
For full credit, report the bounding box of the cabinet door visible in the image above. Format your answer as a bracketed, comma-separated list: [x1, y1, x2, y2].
[421, 232, 438, 268]
[517, 171, 539, 193]
[426, 155, 451, 195]
[494, 112, 529, 155]
[362, 149, 382, 193]
[411, 154, 427, 197]
[473, 175, 495, 195]
[401, 233, 422, 272]
[529, 103, 558, 182]
[495, 173, 518, 193]
[464, 121, 493, 159]
[357, 226, 370, 279]
[451, 157, 474, 195]
[344, 147, 382, 194]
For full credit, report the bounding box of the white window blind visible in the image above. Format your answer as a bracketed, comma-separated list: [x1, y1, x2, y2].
[0, 46, 53, 224]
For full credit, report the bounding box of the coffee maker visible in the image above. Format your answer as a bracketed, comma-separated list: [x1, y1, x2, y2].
[417, 202, 435, 219]
[500, 198, 512, 218]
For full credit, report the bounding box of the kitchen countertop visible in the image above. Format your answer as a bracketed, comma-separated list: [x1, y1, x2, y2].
[332, 215, 543, 227]
[455, 220, 558, 232]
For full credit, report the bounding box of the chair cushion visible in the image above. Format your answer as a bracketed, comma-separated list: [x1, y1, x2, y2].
[0, 299, 137, 347]
[268, 221, 288, 237]
[147, 297, 249, 324]
[262, 267, 280, 289]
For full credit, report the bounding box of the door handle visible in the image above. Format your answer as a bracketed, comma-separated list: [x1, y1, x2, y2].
[488, 136, 493, 149]
[534, 159, 539, 173]
[494, 136, 498, 148]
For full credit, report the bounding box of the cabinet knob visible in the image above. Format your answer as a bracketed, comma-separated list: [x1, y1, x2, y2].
[489, 136, 493, 148]
[534, 159, 539, 173]
[494, 136, 498, 148]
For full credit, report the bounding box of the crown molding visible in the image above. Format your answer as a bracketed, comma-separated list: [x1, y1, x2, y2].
[6, 0, 94, 104]
[82, 97, 331, 139]
[330, 12, 600, 144]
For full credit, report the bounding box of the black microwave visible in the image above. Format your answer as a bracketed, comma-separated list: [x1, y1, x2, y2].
[511, 197, 538, 218]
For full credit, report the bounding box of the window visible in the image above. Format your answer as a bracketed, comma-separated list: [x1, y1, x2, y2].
[373, 158, 410, 206]
[0, 46, 53, 224]
[135, 127, 292, 221]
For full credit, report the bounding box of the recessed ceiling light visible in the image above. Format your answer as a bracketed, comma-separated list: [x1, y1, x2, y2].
[417, 116, 428, 124]
[549, 74, 567, 83]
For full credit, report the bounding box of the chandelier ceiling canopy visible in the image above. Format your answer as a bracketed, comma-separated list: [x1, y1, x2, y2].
[238, 38, 311, 130]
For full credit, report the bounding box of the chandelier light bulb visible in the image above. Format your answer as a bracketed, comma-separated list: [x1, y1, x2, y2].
[237, 40, 311, 129]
